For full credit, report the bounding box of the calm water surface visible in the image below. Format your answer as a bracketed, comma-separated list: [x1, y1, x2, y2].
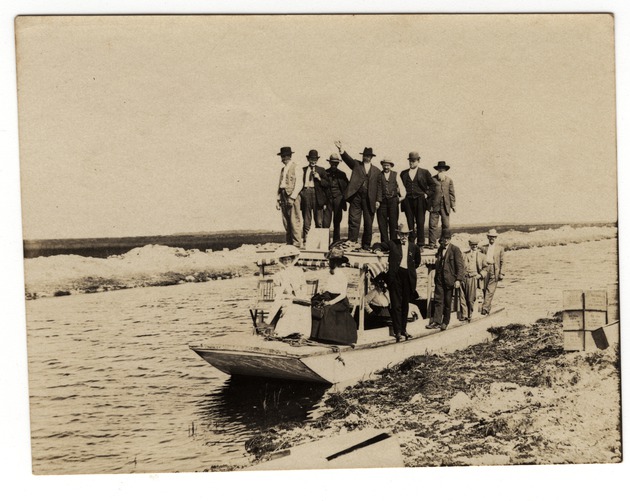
[26, 238, 618, 474]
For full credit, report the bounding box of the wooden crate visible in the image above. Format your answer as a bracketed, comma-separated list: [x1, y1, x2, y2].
[607, 304, 619, 322]
[563, 290, 584, 310]
[584, 310, 608, 331]
[563, 331, 585, 351]
[584, 290, 607, 311]
[562, 310, 584, 331]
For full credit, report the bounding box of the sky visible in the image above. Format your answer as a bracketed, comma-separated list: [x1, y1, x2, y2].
[16, 14, 618, 239]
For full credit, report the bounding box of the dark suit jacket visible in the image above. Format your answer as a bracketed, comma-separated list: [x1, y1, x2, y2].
[325, 167, 349, 209]
[341, 151, 381, 212]
[302, 165, 330, 207]
[429, 175, 456, 213]
[435, 243, 465, 288]
[372, 239, 422, 291]
[400, 167, 434, 200]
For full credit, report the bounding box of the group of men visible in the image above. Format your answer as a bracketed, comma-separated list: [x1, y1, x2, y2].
[275, 142, 455, 250]
[428, 228, 505, 331]
[373, 222, 505, 339]
[275, 142, 504, 338]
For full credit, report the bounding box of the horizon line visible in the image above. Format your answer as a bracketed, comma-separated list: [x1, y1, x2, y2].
[22, 220, 617, 243]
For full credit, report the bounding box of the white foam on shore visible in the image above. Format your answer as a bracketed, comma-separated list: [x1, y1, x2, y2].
[23, 224, 616, 299]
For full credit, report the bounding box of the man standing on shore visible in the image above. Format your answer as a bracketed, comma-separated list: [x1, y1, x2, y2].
[276, 146, 304, 248]
[428, 161, 456, 249]
[480, 229, 505, 315]
[401, 151, 434, 247]
[427, 228, 465, 331]
[373, 221, 422, 342]
[460, 237, 486, 321]
[301, 149, 329, 243]
[322, 153, 349, 243]
[376, 156, 406, 243]
[335, 140, 381, 251]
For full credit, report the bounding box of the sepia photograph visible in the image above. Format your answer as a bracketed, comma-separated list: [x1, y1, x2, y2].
[3, 3, 629, 500]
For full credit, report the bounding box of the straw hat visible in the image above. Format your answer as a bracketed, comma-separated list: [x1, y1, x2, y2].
[487, 229, 499, 238]
[275, 245, 301, 260]
[380, 156, 395, 167]
[327, 153, 342, 164]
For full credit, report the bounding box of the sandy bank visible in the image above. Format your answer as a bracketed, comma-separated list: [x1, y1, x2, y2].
[243, 316, 621, 468]
[22, 225, 617, 299]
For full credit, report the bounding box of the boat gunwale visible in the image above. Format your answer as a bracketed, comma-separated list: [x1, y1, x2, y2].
[189, 307, 505, 359]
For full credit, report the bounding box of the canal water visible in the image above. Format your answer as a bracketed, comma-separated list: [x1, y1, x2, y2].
[25, 238, 618, 474]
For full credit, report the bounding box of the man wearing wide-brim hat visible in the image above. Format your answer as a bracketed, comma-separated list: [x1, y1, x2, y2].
[301, 149, 330, 243]
[401, 151, 435, 248]
[428, 160, 456, 249]
[375, 156, 407, 244]
[276, 146, 304, 248]
[479, 229, 505, 315]
[372, 221, 422, 342]
[322, 153, 350, 242]
[460, 236, 486, 322]
[334, 140, 381, 250]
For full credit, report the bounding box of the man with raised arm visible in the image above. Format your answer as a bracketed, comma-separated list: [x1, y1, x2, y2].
[334, 140, 381, 250]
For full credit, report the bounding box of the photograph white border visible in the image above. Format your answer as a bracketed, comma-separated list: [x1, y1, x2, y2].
[2, 1, 627, 500]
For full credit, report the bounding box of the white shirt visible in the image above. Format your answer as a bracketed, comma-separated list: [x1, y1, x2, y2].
[325, 269, 348, 295]
[279, 161, 304, 199]
[304, 166, 315, 188]
[400, 240, 409, 269]
[485, 244, 495, 265]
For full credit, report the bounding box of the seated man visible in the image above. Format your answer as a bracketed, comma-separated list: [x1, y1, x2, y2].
[364, 272, 391, 329]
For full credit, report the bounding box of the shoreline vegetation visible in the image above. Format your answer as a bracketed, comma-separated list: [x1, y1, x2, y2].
[238, 316, 621, 470]
[23, 224, 617, 300]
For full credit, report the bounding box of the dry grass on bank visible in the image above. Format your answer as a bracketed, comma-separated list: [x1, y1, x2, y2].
[244, 315, 621, 468]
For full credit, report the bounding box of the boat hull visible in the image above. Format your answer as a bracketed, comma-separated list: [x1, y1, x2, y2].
[190, 308, 507, 386]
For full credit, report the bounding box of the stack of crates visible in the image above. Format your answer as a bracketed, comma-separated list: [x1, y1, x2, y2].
[562, 290, 609, 351]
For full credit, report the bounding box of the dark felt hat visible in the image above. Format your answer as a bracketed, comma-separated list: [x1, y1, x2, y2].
[278, 146, 294, 156]
[306, 149, 320, 159]
[408, 151, 421, 161]
[434, 160, 450, 171]
[440, 228, 453, 240]
[360, 147, 376, 157]
[325, 247, 349, 264]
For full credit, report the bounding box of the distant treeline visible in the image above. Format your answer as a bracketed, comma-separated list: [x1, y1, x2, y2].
[23, 222, 615, 259]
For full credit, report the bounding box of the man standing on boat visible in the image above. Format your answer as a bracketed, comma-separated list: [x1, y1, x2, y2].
[427, 161, 456, 249]
[276, 146, 304, 248]
[322, 153, 349, 243]
[301, 149, 330, 243]
[480, 229, 505, 315]
[460, 237, 486, 321]
[375, 156, 406, 244]
[334, 140, 381, 251]
[372, 221, 422, 342]
[427, 228, 465, 331]
[400, 151, 434, 247]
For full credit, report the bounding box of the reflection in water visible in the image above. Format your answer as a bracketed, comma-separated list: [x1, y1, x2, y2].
[195, 377, 329, 436]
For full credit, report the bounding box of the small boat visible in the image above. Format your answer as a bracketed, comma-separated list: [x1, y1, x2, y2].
[190, 246, 508, 387]
[245, 427, 404, 470]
